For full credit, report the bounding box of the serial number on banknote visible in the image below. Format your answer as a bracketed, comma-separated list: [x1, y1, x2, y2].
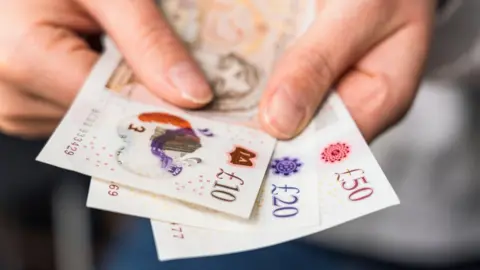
[64, 108, 101, 156]
[170, 223, 185, 239]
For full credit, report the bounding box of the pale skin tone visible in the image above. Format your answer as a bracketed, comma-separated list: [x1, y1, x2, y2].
[0, 0, 436, 141]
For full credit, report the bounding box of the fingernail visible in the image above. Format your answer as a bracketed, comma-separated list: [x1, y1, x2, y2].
[264, 86, 306, 138]
[168, 62, 213, 104]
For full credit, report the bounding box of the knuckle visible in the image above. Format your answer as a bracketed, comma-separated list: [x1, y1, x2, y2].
[139, 25, 163, 51]
[0, 118, 54, 139]
[0, 119, 24, 136]
[275, 48, 335, 111]
[371, 73, 391, 98]
[0, 105, 25, 120]
[362, 0, 388, 11]
[41, 26, 78, 53]
[375, 75, 410, 114]
[366, 73, 413, 125]
[136, 22, 183, 63]
[0, 88, 20, 119]
[0, 104, 14, 119]
[302, 49, 333, 82]
[293, 48, 334, 91]
[140, 23, 172, 49]
[0, 39, 20, 81]
[392, 87, 416, 122]
[0, 25, 40, 82]
[365, 73, 392, 116]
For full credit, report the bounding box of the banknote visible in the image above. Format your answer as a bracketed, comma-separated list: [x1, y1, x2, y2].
[84, 0, 320, 230]
[36, 48, 276, 219]
[150, 93, 400, 261]
[108, 0, 314, 121]
[87, 124, 319, 231]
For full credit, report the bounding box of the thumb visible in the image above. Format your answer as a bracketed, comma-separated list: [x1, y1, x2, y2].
[78, 0, 213, 108]
[258, 3, 401, 139]
[258, 26, 378, 139]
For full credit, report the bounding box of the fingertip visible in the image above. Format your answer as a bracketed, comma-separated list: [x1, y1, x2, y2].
[166, 62, 214, 106]
[259, 111, 294, 140]
[258, 97, 310, 140]
[336, 70, 391, 142]
[120, 54, 213, 110]
[83, 0, 213, 109]
[130, 54, 213, 109]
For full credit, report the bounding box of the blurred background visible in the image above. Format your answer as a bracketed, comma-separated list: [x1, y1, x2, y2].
[1, 0, 480, 269]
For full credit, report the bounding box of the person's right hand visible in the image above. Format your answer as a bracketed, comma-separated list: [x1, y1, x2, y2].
[0, 0, 212, 139]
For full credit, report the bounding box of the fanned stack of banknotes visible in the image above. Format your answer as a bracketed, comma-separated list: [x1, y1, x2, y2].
[36, 0, 399, 261]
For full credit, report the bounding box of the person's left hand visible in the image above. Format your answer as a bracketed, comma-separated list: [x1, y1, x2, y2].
[258, 0, 437, 141]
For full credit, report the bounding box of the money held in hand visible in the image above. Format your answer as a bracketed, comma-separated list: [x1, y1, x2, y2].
[36, 0, 400, 261]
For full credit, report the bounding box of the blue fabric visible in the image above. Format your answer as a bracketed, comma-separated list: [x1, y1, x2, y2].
[99, 218, 480, 270]
[98, 218, 418, 270]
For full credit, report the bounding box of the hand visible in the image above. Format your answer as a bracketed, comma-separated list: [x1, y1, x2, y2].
[258, 0, 437, 141]
[0, 0, 212, 139]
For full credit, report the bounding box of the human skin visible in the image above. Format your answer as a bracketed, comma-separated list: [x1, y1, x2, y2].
[0, 0, 436, 141]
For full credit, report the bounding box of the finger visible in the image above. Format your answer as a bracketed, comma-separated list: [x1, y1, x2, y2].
[336, 23, 433, 142]
[2, 25, 99, 108]
[0, 82, 64, 121]
[78, 0, 213, 108]
[258, 3, 401, 139]
[0, 118, 60, 139]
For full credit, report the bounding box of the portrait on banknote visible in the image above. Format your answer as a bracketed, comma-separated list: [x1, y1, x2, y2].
[107, 0, 306, 119]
